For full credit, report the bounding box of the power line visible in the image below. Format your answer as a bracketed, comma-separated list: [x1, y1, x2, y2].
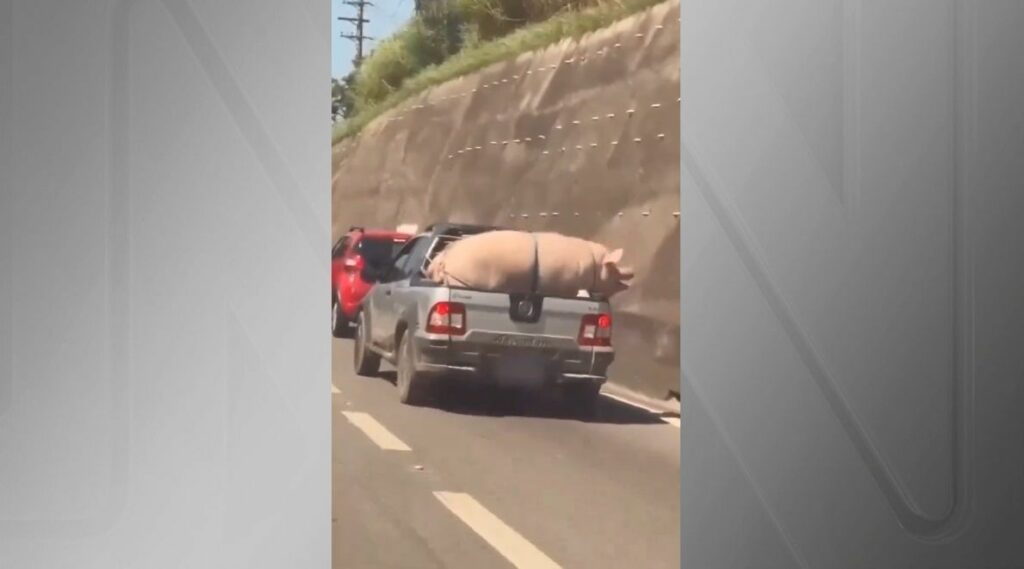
[387, 0, 408, 20]
[338, 0, 374, 69]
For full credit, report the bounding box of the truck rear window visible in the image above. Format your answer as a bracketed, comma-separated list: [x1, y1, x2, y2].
[357, 237, 405, 266]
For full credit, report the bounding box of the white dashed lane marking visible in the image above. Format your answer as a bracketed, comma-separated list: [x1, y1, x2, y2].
[342, 411, 412, 451]
[434, 491, 562, 569]
[331, 383, 341, 394]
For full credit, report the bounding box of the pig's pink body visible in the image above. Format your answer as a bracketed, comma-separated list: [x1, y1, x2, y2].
[426, 230, 633, 298]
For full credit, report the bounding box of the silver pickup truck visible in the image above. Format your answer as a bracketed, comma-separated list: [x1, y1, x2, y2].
[352, 223, 615, 412]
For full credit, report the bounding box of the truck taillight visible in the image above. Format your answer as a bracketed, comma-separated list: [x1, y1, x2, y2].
[426, 302, 466, 336]
[579, 313, 612, 347]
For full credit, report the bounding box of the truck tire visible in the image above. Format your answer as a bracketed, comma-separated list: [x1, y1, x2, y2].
[396, 333, 430, 406]
[353, 311, 381, 376]
[332, 293, 351, 339]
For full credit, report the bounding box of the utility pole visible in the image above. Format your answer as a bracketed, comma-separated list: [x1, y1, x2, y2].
[338, 0, 373, 69]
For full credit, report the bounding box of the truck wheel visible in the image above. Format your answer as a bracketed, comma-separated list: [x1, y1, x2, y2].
[563, 383, 602, 418]
[353, 311, 380, 376]
[396, 333, 429, 406]
[331, 294, 351, 339]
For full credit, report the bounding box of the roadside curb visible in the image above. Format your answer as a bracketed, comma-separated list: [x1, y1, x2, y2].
[602, 381, 680, 417]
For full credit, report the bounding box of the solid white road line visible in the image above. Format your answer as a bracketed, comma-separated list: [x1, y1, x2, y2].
[434, 492, 562, 569]
[331, 383, 341, 394]
[601, 392, 681, 428]
[602, 392, 660, 413]
[341, 411, 411, 451]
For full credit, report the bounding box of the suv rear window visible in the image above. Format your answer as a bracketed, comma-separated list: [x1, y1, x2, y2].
[356, 237, 406, 266]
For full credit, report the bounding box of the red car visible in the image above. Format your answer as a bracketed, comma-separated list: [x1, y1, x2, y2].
[332, 226, 411, 338]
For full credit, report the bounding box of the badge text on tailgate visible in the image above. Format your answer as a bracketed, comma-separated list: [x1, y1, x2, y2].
[493, 335, 549, 349]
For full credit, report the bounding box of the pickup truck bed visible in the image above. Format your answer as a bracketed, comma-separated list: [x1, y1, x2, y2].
[353, 223, 615, 412]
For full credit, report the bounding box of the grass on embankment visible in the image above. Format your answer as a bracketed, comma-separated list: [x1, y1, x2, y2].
[332, 0, 668, 144]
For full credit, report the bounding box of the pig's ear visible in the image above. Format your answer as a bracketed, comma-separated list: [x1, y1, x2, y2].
[616, 265, 635, 281]
[603, 248, 624, 266]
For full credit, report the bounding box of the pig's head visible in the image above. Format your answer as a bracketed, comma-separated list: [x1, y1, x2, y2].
[595, 248, 634, 297]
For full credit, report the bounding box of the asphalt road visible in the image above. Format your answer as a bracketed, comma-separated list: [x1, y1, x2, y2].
[332, 338, 680, 569]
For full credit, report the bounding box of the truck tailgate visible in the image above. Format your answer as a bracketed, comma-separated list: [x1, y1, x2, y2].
[446, 289, 600, 347]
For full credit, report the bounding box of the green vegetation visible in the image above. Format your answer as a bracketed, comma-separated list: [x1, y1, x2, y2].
[332, 0, 666, 143]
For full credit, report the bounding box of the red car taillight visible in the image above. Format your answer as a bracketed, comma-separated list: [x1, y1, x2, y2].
[426, 302, 467, 336]
[578, 313, 612, 347]
[343, 255, 365, 271]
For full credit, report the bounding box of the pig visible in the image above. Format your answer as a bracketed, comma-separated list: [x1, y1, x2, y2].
[426, 230, 536, 292]
[426, 230, 634, 298]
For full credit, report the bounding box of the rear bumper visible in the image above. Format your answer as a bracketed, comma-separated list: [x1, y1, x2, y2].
[410, 331, 613, 388]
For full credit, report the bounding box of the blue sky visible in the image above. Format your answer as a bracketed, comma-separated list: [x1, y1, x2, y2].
[332, 0, 414, 79]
